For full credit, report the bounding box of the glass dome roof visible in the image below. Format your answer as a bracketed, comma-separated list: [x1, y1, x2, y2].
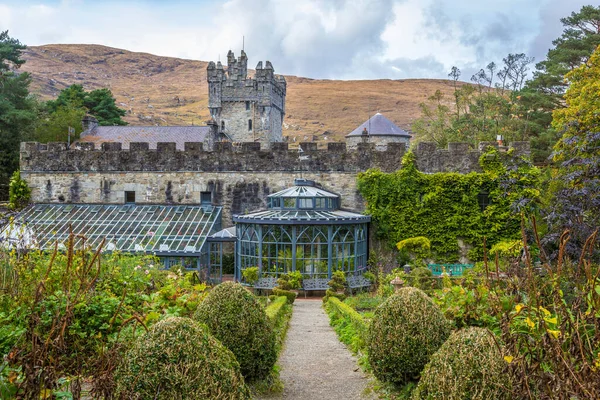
[234, 178, 370, 224]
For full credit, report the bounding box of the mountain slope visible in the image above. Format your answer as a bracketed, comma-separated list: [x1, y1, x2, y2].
[21, 44, 460, 142]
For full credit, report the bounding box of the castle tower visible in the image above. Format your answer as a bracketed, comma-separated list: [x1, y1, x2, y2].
[207, 50, 286, 144]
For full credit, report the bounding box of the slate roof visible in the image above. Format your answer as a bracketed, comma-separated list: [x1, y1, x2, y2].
[346, 113, 411, 138]
[78, 126, 210, 150]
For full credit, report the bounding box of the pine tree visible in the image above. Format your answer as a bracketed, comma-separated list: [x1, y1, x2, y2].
[0, 31, 37, 200]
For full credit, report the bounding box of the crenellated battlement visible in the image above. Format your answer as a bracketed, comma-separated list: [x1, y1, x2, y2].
[20, 141, 530, 174]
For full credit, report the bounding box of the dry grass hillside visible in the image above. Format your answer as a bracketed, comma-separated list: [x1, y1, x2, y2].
[21, 44, 460, 142]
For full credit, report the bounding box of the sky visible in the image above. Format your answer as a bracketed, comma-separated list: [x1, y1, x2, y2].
[0, 0, 591, 80]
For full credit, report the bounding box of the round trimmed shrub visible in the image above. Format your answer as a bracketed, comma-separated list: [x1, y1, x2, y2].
[367, 287, 451, 384]
[114, 317, 250, 399]
[194, 282, 277, 381]
[413, 327, 512, 400]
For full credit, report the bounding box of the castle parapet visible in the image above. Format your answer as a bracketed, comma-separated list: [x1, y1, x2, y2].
[20, 141, 530, 174]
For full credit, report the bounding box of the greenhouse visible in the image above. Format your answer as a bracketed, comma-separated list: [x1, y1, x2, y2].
[233, 179, 370, 282]
[0, 203, 222, 269]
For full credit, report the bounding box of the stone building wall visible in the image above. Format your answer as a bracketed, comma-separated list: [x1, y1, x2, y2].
[346, 135, 411, 151]
[20, 140, 531, 224]
[23, 171, 362, 224]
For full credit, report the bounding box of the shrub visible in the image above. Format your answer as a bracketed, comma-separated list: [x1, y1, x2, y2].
[194, 282, 277, 381]
[241, 267, 259, 285]
[272, 287, 297, 304]
[367, 287, 451, 384]
[409, 266, 434, 290]
[413, 327, 511, 400]
[114, 317, 250, 400]
[287, 271, 303, 289]
[397, 236, 431, 268]
[8, 170, 31, 210]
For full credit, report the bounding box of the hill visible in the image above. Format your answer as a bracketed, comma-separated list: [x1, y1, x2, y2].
[21, 44, 460, 142]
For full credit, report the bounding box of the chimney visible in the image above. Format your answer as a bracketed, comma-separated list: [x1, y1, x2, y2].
[82, 115, 99, 135]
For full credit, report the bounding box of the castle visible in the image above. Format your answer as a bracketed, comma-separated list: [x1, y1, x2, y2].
[19, 50, 531, 225]
[207, 50, 286, 143]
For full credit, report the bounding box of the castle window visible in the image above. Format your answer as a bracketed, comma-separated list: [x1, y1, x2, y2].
[125, 191, 136, 204]
[478, 191, 489, 212]
[248, 119, 252, 131]
[213, 87, 216, 94]
[221, 120, 225, 131]
[245, 101, 250, 110]
[201, 191, 212, 205]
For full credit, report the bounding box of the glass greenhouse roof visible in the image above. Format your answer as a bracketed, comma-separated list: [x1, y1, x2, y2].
[233, 209, 370, 225]
[3, 204, 222, 255]
[269, 184, 339, 199]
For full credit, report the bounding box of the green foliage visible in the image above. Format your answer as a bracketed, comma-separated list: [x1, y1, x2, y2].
[46, 84, 127, 126]
[8, 170, 31, 209]
[431, 282, 502, 331]
[287, 271, 303, 289]
[0, 31, 37, 200]
[252, 296, 293, 396]
[358, 149, 540, 262]
[328, 270, 347, 291]
[272, 288, 297, 304]
[397, 237, 431, 268]
[264, 296, 288, 321]
[409, 267, 434, 291]
[34, 105, 85, 143]
[367, 287, 451, 385]
[326, 297, 368, 355]
[114, 317, 250, 400]
[242, 267, 259, 285]
[547, 44, 600, 258]
[0, 242, 208, 398]
[194, 282, 277, 381]
[413, 327, 512, 400]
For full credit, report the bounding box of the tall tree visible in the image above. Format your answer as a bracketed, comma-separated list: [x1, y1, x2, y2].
[0, 31, 37, 200]
[544, 44, 600, 260]
[521, 5, 600, 162]
[529, 5, 600, 95]
[45, 84, 126, 127]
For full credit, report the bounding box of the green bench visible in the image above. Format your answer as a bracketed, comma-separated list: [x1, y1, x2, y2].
[427, 263, 474, 276]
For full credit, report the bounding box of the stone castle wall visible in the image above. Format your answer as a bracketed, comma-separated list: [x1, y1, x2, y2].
[20, 140, 530, 224]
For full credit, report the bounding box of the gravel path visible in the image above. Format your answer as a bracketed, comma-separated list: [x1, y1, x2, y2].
[262, 299, 374, 399]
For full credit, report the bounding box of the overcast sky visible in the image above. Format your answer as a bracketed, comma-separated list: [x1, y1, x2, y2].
[0, 0, 591, 80]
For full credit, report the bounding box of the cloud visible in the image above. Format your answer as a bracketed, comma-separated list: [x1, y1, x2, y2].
[0, 0, 590, 80]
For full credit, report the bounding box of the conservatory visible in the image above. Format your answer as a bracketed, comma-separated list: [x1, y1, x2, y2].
[233, 179, 370, 282]
[1, 204, 222, 270]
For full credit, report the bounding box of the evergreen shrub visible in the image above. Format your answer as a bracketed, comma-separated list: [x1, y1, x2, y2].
[367, 287, 451, 384]
[272, 287, 297, 304]
[413, 327, 512, 400]
[114, 317, 250, 400]
[194, 282, 277, 381]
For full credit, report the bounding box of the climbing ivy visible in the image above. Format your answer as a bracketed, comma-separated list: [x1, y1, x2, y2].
[357, 148, 540, 262]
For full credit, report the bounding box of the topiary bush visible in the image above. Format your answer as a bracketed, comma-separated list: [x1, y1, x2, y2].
[272, 287, 297, 304]
[194, 282, 277, 381]
[114, 317, 250, 399]
[413, 327, 512, 400]
[367, 287, 451, 385]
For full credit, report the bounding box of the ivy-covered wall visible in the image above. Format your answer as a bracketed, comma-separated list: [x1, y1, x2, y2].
[357, 148, 540, 262]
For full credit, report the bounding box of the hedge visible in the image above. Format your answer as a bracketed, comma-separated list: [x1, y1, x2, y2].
[326, 297, 368, 354]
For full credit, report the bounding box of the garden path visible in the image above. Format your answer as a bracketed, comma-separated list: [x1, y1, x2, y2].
[261, 299, 374, 399]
